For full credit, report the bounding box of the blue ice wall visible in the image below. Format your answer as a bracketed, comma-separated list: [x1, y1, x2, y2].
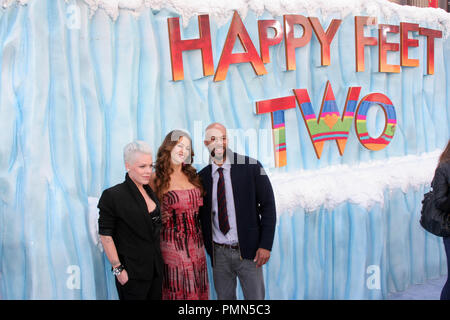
[0, 0, 448, 299]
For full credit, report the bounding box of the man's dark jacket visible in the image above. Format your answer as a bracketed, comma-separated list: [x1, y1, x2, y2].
[97, 173, 163, 280]
[198, 151, 277, 265]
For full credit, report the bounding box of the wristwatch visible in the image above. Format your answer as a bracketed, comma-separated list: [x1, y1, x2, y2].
[111, 264, 125, 276]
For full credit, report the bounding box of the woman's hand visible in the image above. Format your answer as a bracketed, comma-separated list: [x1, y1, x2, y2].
[116, 269, 129, 286]
[161, 211, 170, 224]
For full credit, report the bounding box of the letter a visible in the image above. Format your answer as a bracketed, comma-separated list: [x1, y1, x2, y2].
[214, 11, 267, 81]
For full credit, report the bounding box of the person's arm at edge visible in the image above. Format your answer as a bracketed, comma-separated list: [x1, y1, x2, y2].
[253, 160, 277, 267]
[98, 190, 129, 285]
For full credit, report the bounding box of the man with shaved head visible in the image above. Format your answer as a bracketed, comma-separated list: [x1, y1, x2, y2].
[198, 122, 276, 300]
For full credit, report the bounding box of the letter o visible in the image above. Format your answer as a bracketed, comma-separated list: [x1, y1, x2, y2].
[355, 93, 397, 151]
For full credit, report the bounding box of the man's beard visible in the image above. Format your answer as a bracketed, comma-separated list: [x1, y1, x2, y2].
[210, 147, 226, 161]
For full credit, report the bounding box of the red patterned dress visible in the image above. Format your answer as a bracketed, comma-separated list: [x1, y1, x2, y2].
[160, 188, 209, 300]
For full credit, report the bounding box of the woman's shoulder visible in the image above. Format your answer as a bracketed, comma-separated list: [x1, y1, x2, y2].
[102, 179, 127, 194]
[433, 161, 450, 186]
[437, 161, 450, 174]
[98, 180, 129, 207]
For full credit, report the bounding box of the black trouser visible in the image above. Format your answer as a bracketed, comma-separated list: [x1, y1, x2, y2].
[441, 236, 450, 300]
[115, 275, 162, 300]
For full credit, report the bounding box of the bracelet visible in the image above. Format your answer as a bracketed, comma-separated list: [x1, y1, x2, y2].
[111, 264, 125, 276]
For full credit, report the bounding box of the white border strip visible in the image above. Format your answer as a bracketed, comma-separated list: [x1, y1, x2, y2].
[75, 0, 450, 35]
[87, 149, 441, 245]
[269, 150, 441, 214]
[3, 1, 449, 35]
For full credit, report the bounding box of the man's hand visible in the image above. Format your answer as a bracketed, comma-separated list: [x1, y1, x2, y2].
[253, 248, 270, 268]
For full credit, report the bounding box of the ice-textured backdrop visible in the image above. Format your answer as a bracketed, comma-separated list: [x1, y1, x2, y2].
[0, 0, 449, 299]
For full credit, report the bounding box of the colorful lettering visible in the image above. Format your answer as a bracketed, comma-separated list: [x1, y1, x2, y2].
[168, 15, 214, 81]
[214, 11, 267, 82]
[294, 81, 361, 158]
[255, 96, 296, 167]
[355, 93, 397, 151]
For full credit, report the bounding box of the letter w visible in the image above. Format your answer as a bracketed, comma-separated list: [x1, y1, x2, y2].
[293, 81, 361, 159]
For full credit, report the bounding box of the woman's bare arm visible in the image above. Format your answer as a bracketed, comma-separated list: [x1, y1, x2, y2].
[100, 235, 128, 285]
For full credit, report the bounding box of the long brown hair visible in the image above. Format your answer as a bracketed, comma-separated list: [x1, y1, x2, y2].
[154, 130, 204, 200]
[439, 139, 450, 165]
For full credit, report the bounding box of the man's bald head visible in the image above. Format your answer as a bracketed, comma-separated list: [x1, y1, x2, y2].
[205, 122, 226, 134]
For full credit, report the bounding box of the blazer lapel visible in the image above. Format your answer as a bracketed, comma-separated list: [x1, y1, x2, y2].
[205, 165, 213, 194]
[205, 164, 213, 209]
[229, 151, 242, 217]
[124, 174, 152, 240]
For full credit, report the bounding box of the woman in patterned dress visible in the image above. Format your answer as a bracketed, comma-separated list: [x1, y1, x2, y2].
[151, 130, 209, 300]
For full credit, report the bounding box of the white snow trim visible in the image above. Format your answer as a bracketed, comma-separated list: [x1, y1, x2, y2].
[86, 0, 450, 36]
[2, 1, 450, 36]
[1, 0, 27, 8]
[269, 149, 441, 215]
[88, 150, 441, 220]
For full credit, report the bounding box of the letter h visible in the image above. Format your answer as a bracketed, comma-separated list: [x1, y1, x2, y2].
[168, 15, 214, 81]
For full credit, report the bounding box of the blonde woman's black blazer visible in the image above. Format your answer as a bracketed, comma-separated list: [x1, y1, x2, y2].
[97, 173, 163, 280]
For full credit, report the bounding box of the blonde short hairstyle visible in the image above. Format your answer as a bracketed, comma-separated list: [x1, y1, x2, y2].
[123, 140, 152, 164]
